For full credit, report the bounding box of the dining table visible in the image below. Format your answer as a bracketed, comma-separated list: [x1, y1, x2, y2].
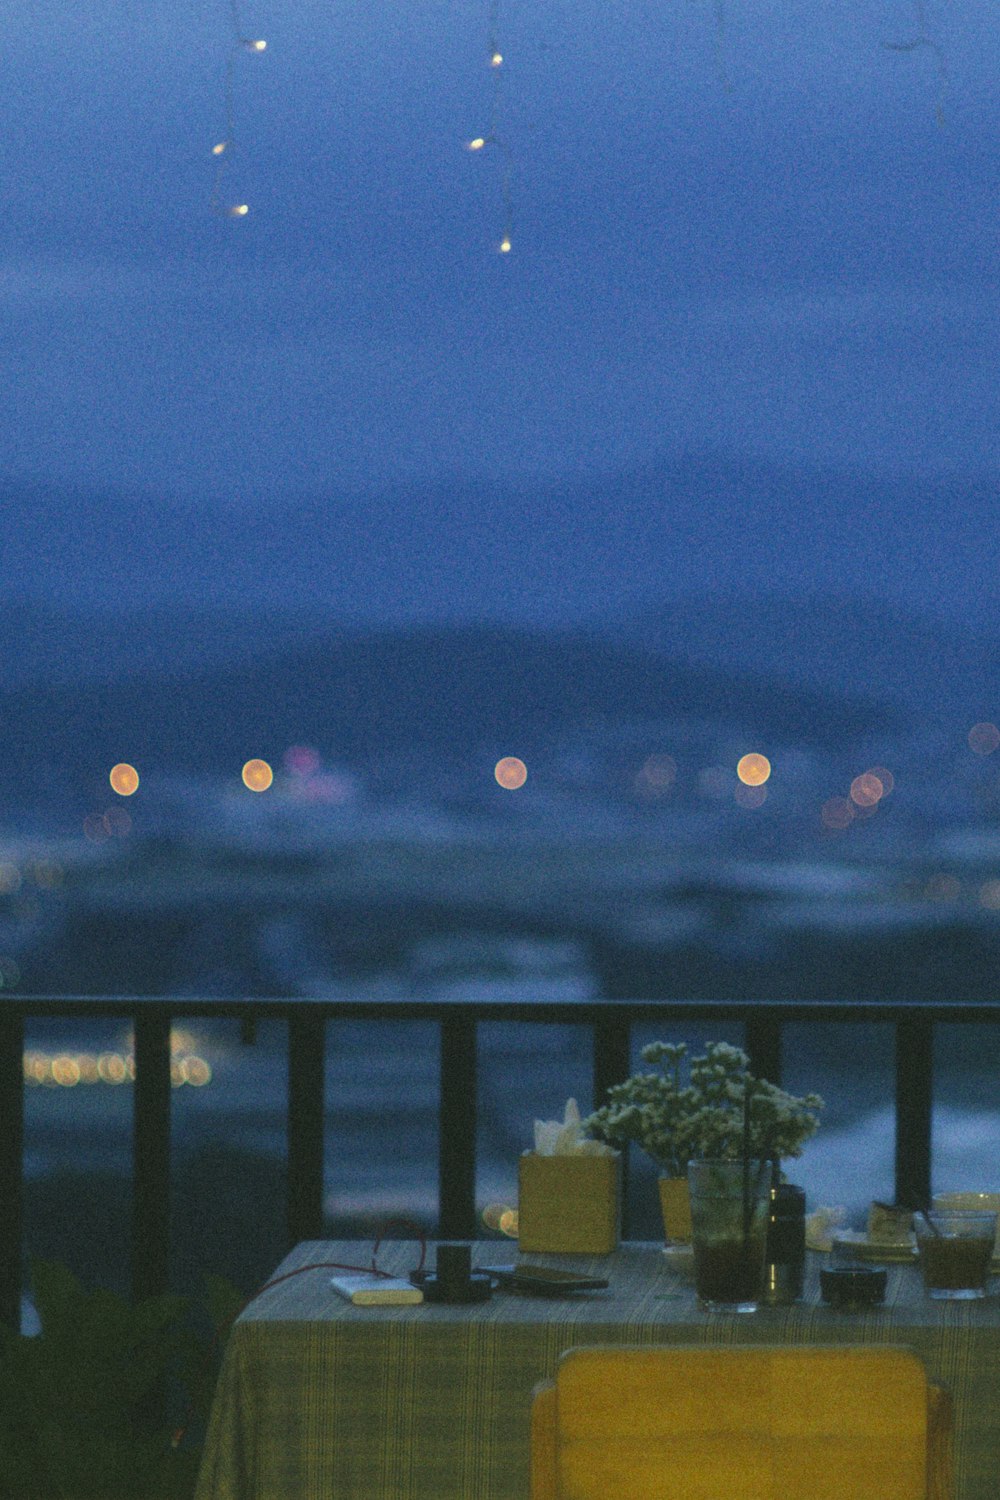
[194, 1238, 1000, 1500]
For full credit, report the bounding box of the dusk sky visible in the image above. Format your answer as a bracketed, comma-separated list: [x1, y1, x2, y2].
[2, 0, 998, 624]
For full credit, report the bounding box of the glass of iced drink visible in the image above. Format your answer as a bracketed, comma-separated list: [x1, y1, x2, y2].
[688, 1160, 771, 1313]
[915, 1210, 996, 1300]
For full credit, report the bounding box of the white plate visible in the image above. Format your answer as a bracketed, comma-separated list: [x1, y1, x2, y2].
[832, 1231, 916, 1264]
[833, 1230, 1000, 1272]
[660, 1244, 695, 1276]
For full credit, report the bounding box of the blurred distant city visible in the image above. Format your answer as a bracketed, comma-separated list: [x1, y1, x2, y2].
[4, 596, 1000, 1296]
[6, 0, 1000, 1334]
[5, 594, 1000, 1002]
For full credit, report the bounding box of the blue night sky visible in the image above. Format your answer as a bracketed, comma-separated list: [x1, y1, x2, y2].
[1, 0, 998, 624]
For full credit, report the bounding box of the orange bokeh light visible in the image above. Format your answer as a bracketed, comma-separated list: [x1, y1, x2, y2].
[736, 753, 771, 787]
[494, 757, 527, 790]
[868, 765, 895, 795]
[968, 722, 1000, 756]
[638, 753, 677, 792]
[242, 759, 274, 792]
[103, 806, 132, 837]
[481, 1203, 508, 1231]
[734, 782, 767, 809]
[850, 772, 884, 808]
[109, 763, 139, 796]
[979, 880, 1000, 911]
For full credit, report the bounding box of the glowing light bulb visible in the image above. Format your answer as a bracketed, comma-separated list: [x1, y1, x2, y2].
[212, 142, 227, 156]
[469, 9, 513, 253]
[244, 38, 267, 51]
[229, 203, 249, 217]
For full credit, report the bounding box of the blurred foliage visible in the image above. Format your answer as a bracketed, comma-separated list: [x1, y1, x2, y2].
[23, 1148, 288, 1301]
[0, 1259, 243, 1500]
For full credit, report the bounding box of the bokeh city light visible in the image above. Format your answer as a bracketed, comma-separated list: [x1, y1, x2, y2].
[494, 757, 527, 789]
[968, 723, 1000, 756]
[242, 758, 274, 791]
[850, 772, 884, 807]
[736, 753, 771, 787]
[109, 763, 139, 796]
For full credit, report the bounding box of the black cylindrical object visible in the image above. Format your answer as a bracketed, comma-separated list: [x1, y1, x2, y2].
[436, 1243, 472, 1298]
[763, 1182, 806, 1304]
[820, 1265, 886, 1309]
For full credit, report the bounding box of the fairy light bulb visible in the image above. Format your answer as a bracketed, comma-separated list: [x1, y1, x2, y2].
[211, 2, 269, 218]
[466, 0, 515, 254]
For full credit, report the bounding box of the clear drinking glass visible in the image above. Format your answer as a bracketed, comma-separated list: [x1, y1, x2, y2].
[915, 1209, 997, 1300]
[687, 1159, 772, 1313]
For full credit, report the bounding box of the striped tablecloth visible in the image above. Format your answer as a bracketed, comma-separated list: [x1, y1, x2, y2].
[194, 1239, 1000, 1500]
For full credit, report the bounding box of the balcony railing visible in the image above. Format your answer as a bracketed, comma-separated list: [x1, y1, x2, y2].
[0, 994, 994, 1331]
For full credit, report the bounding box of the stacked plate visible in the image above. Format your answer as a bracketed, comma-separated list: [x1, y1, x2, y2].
[830, 1230, 917, 1265]
[833, 1226, 1000, 1273]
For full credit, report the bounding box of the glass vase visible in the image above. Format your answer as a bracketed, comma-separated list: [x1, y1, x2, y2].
[687, 1159, 772, 1312]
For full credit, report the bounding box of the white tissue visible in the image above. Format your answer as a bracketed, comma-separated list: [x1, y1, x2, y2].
[805, 1204, 848, 1252]
[533, 1099, 614, 1156]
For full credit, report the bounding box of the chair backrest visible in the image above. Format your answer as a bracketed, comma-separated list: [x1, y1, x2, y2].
[543, 1345, 930, 1500]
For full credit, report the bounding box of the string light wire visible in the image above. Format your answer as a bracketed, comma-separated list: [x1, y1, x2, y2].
[467, 0, 513, 253]
[883, 0, 948, 127]
[210, 0, 268, 218]
[168, 1222, 428, 1454]
[712, 0, 734, 95]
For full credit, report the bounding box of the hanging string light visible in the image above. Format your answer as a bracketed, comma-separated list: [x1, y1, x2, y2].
[466, 0, 513, 254]
[712, 0, 734, 94]
[883, 0, 948, 127]
[210, 0, 268, 219]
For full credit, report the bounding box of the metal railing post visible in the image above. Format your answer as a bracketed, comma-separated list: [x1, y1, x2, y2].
[439, 1016, 477, 1239]
[592, 1012, 632, 1222]
[895, 1017, 933, 1209]
[0, 1013, 23, 1331]
[132, 1010, 173, 1302]
[746, 1013, 782, 1085]
[287, 1012, 326, 1244]
[592, 1013, 631, 1108]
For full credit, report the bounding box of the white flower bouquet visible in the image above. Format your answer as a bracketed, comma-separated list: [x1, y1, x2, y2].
[584, 1040, 823, 1177]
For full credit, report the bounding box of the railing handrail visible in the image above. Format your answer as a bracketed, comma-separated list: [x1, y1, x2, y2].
[4, 992, 1000, 1331]
[5, 994, 1000, 1020]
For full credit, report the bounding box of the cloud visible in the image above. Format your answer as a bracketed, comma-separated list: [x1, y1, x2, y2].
[0, 259, 134, 312]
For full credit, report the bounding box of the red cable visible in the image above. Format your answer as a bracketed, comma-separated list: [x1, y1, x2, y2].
[169, 1220, 429, 1450]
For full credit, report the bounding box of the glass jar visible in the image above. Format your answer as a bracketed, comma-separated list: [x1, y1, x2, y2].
[687, 1159, 771, 1312]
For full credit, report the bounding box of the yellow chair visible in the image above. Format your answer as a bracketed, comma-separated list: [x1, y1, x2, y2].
[531, 1345, 953, 1500]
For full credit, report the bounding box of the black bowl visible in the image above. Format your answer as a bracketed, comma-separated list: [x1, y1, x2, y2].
[820, 1265, 887, 1308]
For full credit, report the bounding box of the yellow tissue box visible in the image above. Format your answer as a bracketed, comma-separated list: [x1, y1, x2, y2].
[517, 1151, 621, 1254]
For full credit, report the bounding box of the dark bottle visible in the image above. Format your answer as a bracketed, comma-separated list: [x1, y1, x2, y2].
[763, 1182, 806, 1304]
